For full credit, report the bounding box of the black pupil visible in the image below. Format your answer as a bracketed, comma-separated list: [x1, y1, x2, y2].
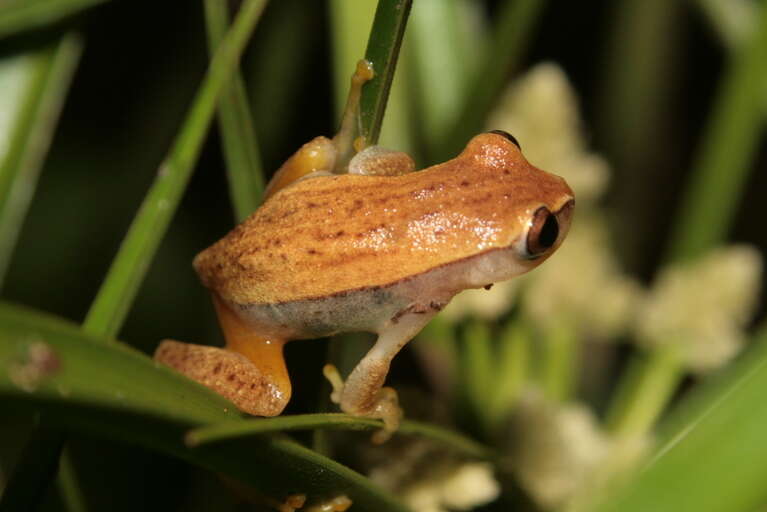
[538, 214, 559, 249]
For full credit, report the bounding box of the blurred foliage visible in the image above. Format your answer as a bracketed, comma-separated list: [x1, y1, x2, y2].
[1, 1, 766, 511]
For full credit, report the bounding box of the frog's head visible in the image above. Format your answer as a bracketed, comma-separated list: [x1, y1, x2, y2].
[453, 130, 575, 279]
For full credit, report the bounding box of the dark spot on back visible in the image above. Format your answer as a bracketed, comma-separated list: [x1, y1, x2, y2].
[460, 180, 470, 187]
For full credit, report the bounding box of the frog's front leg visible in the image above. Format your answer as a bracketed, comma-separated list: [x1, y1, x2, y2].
[324, 308, 438, 441]
[155, 296, 291, 416]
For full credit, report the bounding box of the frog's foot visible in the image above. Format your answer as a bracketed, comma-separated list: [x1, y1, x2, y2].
[323, 363, 402, 444]
[275, 493, 352, 512]
[155, 340, 290, 416]
[348, 146, 416, 177]
[263, 136, 337, 200]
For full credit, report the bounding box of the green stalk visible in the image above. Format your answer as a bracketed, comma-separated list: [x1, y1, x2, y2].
[605, 1, 767, 440]
[604, 346, 682, 438]
[328, 0, 414, 153]
[0, 34, 82, 287]
[83, 0, 268, 337]
[437, 0, 546, 160]
[358, 0, 413, 145]
[486, 318, 531, 431]
[203, 0, 264, 221]
[666, 2, 767, 262]
[56, 449, 86, 512]
[537, 317, 578, 403]
[186, 414, 496, 460]
[462, 319, 494, 432]
[0, 0, 108, 38]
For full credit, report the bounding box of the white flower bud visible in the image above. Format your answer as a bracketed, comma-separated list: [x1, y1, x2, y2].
[636, 245, 762, 373]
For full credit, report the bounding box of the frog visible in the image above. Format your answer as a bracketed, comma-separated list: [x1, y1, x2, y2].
[154, 60, 575, 440]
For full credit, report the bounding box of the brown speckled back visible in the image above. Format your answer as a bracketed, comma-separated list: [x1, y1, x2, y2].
[194, 133, 573, 304]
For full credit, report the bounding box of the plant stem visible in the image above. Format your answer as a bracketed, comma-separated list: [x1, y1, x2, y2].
[83, 0, 268, 337]
[605, 346, 683, 439]
[358, 0, 413, 145]
[665, 1, 767, 263]
[203, 0, 264, 221]
[461, 319, 495, 433]
[56, 449, 86, 512]
[0, 34, 82, 288]
[538, 317, 578, 403]
[487, 318, 531, 431]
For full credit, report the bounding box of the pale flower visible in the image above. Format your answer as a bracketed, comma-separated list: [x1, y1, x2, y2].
[635, 245, 762, 373]
[508, 393, 609, 509]
[486, 62, 609, 205]
[522, 215, 642, 339]
[369, 443, 500, 512]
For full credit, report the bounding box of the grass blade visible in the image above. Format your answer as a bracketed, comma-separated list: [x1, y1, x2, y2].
[0, 302, 409, 511]
[358, 0, 413, 145]
[186, 413, 496, 460]
[0, 34, 82, 287]
[0, 0, 107, 38]
[203, 0, 264, 221]
[83, 0, 268, 338]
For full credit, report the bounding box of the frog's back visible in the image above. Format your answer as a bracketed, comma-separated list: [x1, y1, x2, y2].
[194, 134, 570, 305]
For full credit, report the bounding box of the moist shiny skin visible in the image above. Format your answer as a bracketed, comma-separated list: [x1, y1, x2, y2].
[194, 133, 573, 307]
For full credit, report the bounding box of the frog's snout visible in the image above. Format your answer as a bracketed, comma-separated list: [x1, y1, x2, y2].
[554, 198, 575, 239]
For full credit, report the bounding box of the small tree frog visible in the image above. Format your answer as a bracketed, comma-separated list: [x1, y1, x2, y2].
[155, 61, 575, 439]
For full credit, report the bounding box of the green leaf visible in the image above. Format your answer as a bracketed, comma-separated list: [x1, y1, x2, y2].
[203, 0, 264, 222]
[0, 34, 82, 287]
[592, 328, 767, 512]
[0, 0, 107, 38]
[83, 0, 268, 338]
[0, 301, 410, 511]
[186, 413, 496, 461]
[359, 0, 413, 145]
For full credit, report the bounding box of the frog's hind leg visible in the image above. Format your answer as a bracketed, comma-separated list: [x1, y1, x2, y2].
[154, 296, 290, 416]
[325, 309, 438, 441]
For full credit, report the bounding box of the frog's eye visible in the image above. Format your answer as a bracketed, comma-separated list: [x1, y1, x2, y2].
[524, 207, 559, 258]
[487, 130, 521, 150]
